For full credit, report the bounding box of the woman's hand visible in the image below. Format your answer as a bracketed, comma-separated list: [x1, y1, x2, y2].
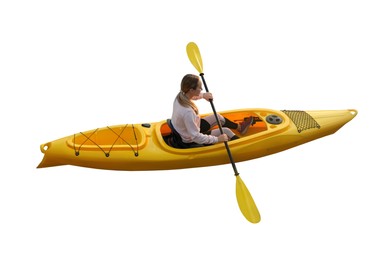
[203, 92, 213, 102]
[217, 134, 228, 143]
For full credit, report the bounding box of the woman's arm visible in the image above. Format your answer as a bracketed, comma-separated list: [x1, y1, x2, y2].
[191, 92, 213, 101]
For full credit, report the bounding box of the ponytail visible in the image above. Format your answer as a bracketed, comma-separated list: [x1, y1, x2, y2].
[176, 91, 199, 115]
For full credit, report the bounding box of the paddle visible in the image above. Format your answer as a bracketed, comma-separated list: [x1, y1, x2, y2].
[186, 42, 260, 223]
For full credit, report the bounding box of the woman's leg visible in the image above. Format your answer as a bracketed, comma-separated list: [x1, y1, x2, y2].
[201, 115, 239, 140]
[201, 114, 238, 132]
[222, 117, 239, 129]
[210, 128, 238, 140]
[202, 114, 253, 136]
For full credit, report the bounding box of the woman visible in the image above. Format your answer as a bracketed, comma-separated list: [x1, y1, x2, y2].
[170, 74, 253, 147]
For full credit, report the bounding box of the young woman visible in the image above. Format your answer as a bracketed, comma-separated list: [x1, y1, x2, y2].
[170, 74, 253, 147]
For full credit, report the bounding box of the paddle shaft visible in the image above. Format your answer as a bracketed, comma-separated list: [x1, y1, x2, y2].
[199, 73, 239, 176]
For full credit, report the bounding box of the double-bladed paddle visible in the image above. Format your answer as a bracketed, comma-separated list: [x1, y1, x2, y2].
[186, 42, 260, 223]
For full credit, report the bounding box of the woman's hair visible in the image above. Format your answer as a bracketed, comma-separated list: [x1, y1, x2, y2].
[176, 74, 202, 114]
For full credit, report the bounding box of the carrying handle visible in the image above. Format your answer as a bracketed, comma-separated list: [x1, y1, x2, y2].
[40, 142, 51, 153]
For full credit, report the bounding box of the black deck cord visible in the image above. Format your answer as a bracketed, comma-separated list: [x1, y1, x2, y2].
[106, 124, 139, 157]
[106, 125, 126, 156]
[74, 128, 108, 156]
[131, 124, 139, 156]
[74, 125, 140, 157]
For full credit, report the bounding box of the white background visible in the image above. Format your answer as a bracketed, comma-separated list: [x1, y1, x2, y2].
[1, 1, 389, 259]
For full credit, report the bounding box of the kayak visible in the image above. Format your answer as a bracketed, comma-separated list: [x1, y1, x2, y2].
[37, 108, 357, 171]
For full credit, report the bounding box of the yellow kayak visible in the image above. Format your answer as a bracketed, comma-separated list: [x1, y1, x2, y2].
[37, 108, 357, 171]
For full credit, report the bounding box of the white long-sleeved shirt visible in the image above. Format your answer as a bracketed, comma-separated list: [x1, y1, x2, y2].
[171, 96, 218, 145]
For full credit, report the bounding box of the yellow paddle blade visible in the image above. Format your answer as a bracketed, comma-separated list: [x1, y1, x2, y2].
[236, 175, 261, 223]
[186, 42, 204, 74]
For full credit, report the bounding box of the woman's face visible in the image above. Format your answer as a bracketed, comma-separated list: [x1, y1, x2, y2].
[193, 81, 203, 96]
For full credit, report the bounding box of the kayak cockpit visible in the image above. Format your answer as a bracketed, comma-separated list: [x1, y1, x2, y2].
[160, 111, 269, 149]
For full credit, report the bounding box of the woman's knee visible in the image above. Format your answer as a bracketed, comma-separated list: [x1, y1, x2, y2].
[204, 114, 225, 126]
[217, 114, 225, 124]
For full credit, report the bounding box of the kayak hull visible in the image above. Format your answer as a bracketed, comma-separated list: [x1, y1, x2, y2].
[37, 108, 357, 171]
